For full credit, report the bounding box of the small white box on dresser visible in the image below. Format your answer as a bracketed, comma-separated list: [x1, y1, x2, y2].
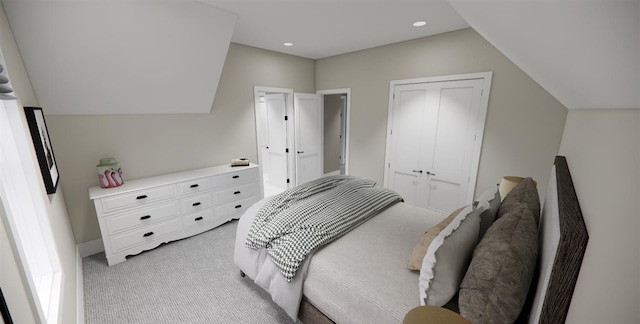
[89, 163, 263, 266]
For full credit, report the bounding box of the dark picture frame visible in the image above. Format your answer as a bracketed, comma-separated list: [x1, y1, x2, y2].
[24, 107, 59, 194]
[0, 287, 12, 324]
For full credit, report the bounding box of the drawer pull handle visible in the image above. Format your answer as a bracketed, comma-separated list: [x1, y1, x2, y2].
[190, 184, 199, 188]
[232, 175, 240, 179]
[143, 232, 154, 237]
[194, 216, 203, 221]
[136, 195, 148, 200]
[140, 215, 151, 220]
[235, 204, 242, 209]
[192, 202, 201, 207]
[233, 191, 241, 195]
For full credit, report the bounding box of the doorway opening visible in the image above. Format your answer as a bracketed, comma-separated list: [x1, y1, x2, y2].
[317, 88, 351, 177]
[254, 87, 351, 197]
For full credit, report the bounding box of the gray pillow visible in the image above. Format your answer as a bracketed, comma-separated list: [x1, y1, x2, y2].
[477, 187, 500, 240]
[496, 177, 540, 224]
[458, 206, 538, 324]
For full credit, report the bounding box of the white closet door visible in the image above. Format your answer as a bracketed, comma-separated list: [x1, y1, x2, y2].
[294, 93, 323, 185]
[426, 79, 484, 212]
[386, 77, 487, 213]
[264, 93, 288, 190]
[388, 83, 433, 207]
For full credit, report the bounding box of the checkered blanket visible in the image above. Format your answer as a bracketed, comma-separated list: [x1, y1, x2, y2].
[245, 175, 403, 282]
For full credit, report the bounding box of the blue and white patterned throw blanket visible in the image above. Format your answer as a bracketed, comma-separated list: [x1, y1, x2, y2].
[245, 175, 403, 282]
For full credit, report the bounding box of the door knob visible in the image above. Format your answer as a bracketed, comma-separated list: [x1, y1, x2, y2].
[412, 170, 423, 173]
[426, 171, 436, 176]
[297, 151, 305, 154]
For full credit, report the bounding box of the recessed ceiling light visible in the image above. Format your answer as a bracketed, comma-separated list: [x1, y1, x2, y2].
[413, 21, 427, 27]
[283, 42, 294, 47]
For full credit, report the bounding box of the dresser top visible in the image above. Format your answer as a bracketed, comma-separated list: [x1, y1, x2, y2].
[89, 163, 259, 199]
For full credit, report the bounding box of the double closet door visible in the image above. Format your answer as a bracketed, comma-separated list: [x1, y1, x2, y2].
[385, 74, 490, 213]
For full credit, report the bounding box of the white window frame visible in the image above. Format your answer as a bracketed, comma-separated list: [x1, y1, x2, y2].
[0, 98, 63, 323]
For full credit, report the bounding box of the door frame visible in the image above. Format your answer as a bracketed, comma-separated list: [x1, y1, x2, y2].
[317, 88, 351, 175]
[382, 72, 492, 204]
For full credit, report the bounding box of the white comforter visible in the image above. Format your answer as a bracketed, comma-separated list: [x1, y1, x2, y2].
[234, 197, 309, 319]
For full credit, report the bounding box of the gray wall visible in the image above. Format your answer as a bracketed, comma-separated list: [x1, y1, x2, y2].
[0, 4, 77, 323]
[316, 28, 568, 200]
[559, 109, 640, 324]
[323, 94, 342, 173]
[46, 43, 315, 244]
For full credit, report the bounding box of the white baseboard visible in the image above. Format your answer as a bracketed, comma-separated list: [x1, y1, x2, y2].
[323, 170, 340, 176]
[76, 239, 103, 323]
[78, 239, 104, 258]
[76, 245, 85, 324]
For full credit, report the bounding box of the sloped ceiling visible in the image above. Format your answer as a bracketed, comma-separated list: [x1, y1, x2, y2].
[202, 0, 470, 60]
[449, 0, 640, 110]
[2, 1, 236, 115]
[4, 1, 637, 114]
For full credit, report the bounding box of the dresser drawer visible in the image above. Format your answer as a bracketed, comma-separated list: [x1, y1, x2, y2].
[178, 177, 212, 195]
[181, 208, 215, 229]
[105, 202, 180, 235]
[215, 196, 259, 218]
[213, 182, 259, 204]
[110, 218, 182, 253]
[180, 192, 214, 213]
[211, 167, 259, 188]
[100, 184, 177, 214]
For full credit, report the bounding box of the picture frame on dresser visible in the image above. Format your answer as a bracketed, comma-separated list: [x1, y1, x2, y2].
[24, 107, 59, 194]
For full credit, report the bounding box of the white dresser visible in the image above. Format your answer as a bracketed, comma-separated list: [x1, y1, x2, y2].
[89, 163, 262, 266]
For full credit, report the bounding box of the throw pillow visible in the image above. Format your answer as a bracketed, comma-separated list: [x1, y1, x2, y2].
[496, 177, 540, 224]
[458, 206, 539, 324]
[408, 205, 467, 270]
[418, 205, 482, 306]
[476, 187, 501, 240]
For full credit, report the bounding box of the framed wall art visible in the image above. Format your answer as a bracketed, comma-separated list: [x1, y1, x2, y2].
[0, 287, 12, 324]
[24, 107, 59, 194]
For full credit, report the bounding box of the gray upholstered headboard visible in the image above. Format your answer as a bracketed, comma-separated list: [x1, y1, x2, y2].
[524, 156, 589, 323]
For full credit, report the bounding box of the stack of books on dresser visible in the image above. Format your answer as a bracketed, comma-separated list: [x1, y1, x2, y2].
[231, 158, 250, 167]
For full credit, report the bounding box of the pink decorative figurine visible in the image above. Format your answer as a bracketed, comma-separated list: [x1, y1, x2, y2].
[97, 157, 124, 188]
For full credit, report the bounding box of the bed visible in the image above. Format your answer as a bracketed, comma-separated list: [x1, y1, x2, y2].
[234, 156, 588, 323]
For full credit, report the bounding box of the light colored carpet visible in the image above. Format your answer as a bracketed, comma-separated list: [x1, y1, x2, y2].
[83, 220, 297, 324]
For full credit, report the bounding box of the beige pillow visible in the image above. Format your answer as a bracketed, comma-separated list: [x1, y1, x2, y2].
[408, 205, 467, 270]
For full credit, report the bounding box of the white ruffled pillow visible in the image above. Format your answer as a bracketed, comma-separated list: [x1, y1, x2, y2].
[418, 204, 484, 306]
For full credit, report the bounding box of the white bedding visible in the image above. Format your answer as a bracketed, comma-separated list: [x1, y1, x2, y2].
[303, 202, 444, 323]
[234, 197, 310, 319]
[234, 197, 445, 322]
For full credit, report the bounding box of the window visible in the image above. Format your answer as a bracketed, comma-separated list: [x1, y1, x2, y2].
[0, 98, 62, 323]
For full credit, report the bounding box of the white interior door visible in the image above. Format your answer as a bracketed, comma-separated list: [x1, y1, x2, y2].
[294, 93, 323, 185]
[264, 93, 288, 190]
[426, 79, 484, 212]
[255, 96, 270, 175]
[385, 73, 490, 213]
[388, 83, 433, 208]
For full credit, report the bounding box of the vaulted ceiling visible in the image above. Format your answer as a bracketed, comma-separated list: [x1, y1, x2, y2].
[2, 0, 638, 115]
